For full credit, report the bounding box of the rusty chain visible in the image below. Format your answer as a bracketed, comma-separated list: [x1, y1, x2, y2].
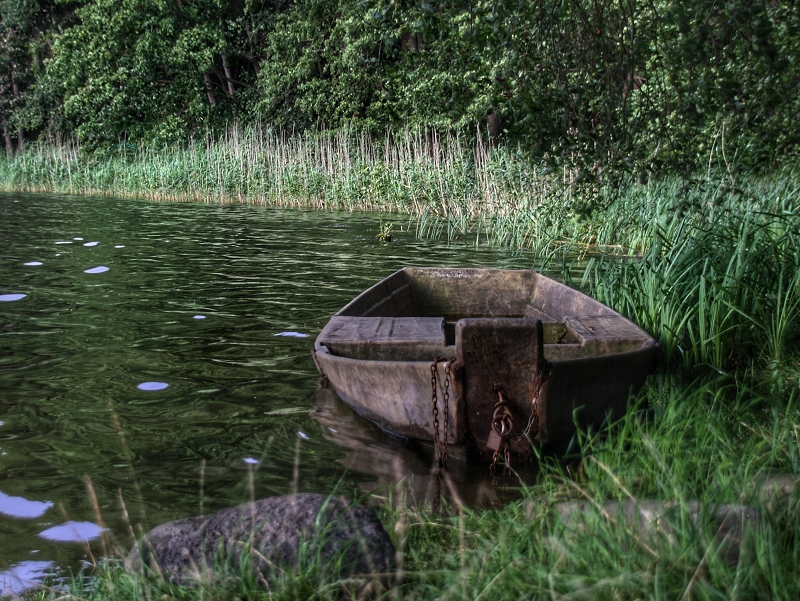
[442, 359, 451, 468]
[516, 368, 545, 441]
[431, 353, 547, 484]
[430, 356, 455, 511]
[430, 357, 442, 463]
[430, 357, 455, 468]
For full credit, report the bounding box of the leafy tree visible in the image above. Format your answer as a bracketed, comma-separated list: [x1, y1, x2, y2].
[6, 0, 799, 173]
[0, 0, 77, 155]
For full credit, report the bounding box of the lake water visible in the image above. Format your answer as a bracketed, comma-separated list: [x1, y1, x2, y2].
[0, 192, 543, 589]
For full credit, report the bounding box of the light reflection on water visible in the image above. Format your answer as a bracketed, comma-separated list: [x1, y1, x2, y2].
[137, 382, 169, 391]
[0, 191, 543, 587]
[0, 491, 54, 519]
[0, 561, 57, 596]
[39, 521, 107, 543]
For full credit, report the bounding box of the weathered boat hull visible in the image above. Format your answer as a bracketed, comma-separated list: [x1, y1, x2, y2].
[313, 268, 658, 461]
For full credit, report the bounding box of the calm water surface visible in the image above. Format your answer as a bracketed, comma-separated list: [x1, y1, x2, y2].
[0, 192, 540, 588]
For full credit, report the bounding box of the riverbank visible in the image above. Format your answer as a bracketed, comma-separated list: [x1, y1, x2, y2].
[4, 134, 799, 599]
[2, 126, 799, 249]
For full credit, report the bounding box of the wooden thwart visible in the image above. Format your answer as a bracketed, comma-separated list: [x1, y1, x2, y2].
[319, 316, 446, 361]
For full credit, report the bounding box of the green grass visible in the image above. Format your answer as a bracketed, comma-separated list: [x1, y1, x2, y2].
[396, 379, 800, 601]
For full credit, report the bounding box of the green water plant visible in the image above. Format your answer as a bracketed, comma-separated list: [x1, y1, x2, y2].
[578, 179, 800, 378]
[376, 221, 393, 242]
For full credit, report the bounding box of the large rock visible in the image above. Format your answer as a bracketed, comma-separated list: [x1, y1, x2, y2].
[747, 472, 799, 513]
[128, 493, 396, 585]
[555, 499, 758, 564]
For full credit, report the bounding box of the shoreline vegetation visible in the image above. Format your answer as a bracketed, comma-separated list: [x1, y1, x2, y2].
[2, 124, 799, 245]
[4, 130, 800, 599]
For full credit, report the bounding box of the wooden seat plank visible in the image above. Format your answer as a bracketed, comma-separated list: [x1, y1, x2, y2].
[564, 315, 651, 354]
[319, 316, 446, 361]
[321, 316, 444, 344]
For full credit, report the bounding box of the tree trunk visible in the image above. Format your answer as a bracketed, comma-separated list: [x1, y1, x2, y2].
[203, 72, 218, 106]
[487, 113, 501, 148]
[10, 63, 23, 152]
[221, 55, 236, 97]
[2, 117, 13, 158]
[400, 33, 422, 53]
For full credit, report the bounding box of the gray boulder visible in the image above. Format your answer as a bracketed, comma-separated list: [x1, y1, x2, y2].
[556, 499, 758, 564]
[747, 472, 800, 513]
[128, 493, 396, 585]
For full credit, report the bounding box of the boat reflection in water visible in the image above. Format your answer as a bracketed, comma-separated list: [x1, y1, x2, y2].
[311, 380, 537, 508]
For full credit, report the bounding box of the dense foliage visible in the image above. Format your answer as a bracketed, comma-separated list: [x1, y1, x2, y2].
[2, 0, 799, 174]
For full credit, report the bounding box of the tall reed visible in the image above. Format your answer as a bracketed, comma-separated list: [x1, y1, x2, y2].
[0, 124, 551, 216]
[578, 177, 800, 376]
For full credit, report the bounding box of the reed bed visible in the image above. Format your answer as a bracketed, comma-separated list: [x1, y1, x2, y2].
[0, 124, 546, 215]
[571, 176, 800, 379]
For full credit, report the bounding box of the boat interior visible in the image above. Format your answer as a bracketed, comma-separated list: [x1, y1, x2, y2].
[318, 268, 653, 362]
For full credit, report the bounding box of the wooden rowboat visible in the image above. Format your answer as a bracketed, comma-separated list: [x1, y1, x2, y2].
[312, 268, 658, 462]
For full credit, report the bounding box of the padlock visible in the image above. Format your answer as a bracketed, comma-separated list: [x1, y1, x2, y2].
[486, 429, 503, 451]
